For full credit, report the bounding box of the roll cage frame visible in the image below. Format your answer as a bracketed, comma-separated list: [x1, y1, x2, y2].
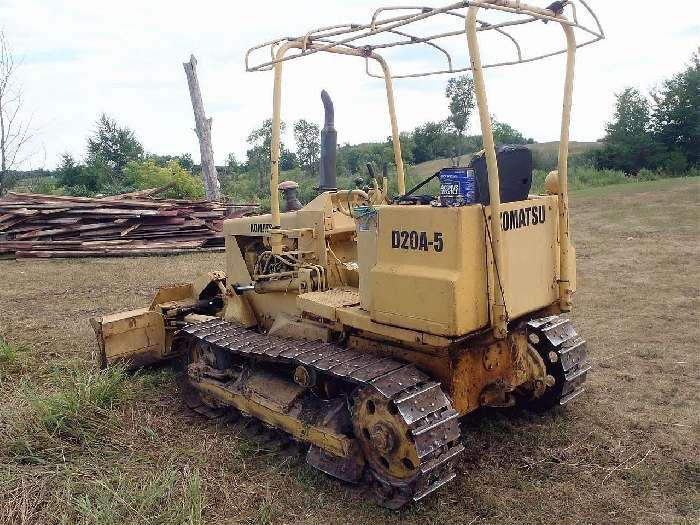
[244, 0, 604, 338]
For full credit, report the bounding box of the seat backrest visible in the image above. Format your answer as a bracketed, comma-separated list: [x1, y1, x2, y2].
[470, 145, 533, 205]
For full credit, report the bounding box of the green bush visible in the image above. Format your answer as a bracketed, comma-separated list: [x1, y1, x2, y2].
[636, 169, 661, 182]
[123, 159, 205, 199]
[531, 148, 559, 171]
[655, 150, 689, 175]
[532, 168, 630, 193]
[569, 168, 630, 189]
[20, 176, 61, 195]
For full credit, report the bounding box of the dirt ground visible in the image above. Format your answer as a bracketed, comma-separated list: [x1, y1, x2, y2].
[1, 177, 698, 524]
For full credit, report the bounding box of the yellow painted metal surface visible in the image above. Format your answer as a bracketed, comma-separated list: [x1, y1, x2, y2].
[497, 196, 560, 319]
[336, 305, 455, 348]
[363, 197, 561, 338]
[449, 331, 543, 415]
[223, 192, 360, 330]
[193, 377, 354, 458]
[91, 309, 166, 368]
[467, 5, 507, 338]
[370, 204, 489, 337]
[297, 287, 360, 322]
[224, 225, 301, 330]
[354, 388, 419, 479]
[223, 291, 257, 328]
[357, 212, 379, 311]
[348, 327, 548, 417]
[149, 284, 194, 309]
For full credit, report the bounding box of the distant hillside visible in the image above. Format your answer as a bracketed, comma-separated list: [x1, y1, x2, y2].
[411, 141, 602, 178]
[528, 141, 603, 156]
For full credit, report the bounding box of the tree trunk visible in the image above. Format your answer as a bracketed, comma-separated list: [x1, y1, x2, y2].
[183, 55, 221, 201]
[259, 160, 265, 192]
[0, 93, 6, 194]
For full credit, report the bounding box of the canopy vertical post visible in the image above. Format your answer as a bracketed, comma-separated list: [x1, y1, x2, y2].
[372, 55, 406, 196]
[269, 43, 294, 230]
[557, 24, 577, 311]
[466, 6, 507, 339]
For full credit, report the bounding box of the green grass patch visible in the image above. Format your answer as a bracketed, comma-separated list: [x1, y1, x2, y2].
[2, 366, 130, 466]
[0, 336, 30, 369]
[254, 486, 277, 525]
[37, 366, 128, 443]
[0, 336, 16, 363]
[0, 336, 33, 385]
[532, 168, 700, 194]
[572, 173, 699, 199]
[134, 368, 178, 391]
[232, 434, 272, 462]
[532, 168, 627, 193]
[291, 463, 322, 488]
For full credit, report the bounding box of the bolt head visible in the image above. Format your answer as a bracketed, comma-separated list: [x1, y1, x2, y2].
[370, 423, 397, 454]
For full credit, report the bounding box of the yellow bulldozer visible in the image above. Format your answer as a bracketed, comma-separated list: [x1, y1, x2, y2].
[91, 0, 604, 509]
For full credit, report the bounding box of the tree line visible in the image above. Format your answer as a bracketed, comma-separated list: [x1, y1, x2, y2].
[591, 54, 698, 175]
[6, 50, 696, 204]
[219, 73, 533, 207]
[20, 74, 534, 204]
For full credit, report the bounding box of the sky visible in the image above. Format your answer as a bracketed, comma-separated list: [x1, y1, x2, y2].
[1, 0, 698, 170]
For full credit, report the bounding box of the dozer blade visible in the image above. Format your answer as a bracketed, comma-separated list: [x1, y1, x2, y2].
[90, 308, 167, 369]
[90, 277, 226, 369]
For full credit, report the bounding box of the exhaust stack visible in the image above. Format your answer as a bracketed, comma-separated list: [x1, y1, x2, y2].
[319, 90, 337, 192]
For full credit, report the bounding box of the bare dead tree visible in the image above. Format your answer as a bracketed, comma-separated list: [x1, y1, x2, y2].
[0, 31, 34, 195]
[183, 55, 221, 201]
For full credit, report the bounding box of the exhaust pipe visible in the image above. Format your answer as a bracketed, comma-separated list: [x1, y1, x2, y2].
[319, 90, 337, 192]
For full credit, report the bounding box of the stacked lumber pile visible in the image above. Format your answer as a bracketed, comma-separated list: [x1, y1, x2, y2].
[0, 192, 257, 259]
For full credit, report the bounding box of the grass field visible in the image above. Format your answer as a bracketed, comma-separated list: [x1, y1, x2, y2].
[1, 177, 698, 524]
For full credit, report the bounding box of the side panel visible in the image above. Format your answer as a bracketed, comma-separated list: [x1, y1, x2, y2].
[498, 195, 560, 319]
[369, 205, 489, 337]
[367, 197, 562, 337]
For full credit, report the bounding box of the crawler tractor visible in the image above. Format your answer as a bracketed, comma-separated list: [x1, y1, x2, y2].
[92, 0, 604, 509]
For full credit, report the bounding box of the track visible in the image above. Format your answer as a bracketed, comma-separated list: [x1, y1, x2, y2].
[527, 316, 591, 408]
[178, 318, 465, 509]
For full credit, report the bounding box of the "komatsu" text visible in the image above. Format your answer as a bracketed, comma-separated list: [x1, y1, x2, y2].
[500, 205, 546, 232]
[250, 223, 273, 233]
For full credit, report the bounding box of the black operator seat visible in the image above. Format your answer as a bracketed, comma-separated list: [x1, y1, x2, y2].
[469, 145, 534, 205]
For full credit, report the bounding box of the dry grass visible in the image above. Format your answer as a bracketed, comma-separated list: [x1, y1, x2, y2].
[1, 177, 698, 524]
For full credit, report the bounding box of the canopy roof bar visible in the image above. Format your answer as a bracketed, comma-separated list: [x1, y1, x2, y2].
[245, 0, 603, 79]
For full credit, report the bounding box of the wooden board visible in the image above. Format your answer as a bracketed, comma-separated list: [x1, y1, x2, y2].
[0, 192, 257, 260]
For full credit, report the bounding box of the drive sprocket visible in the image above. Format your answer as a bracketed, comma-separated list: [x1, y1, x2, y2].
[352, 380, 464, 509]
